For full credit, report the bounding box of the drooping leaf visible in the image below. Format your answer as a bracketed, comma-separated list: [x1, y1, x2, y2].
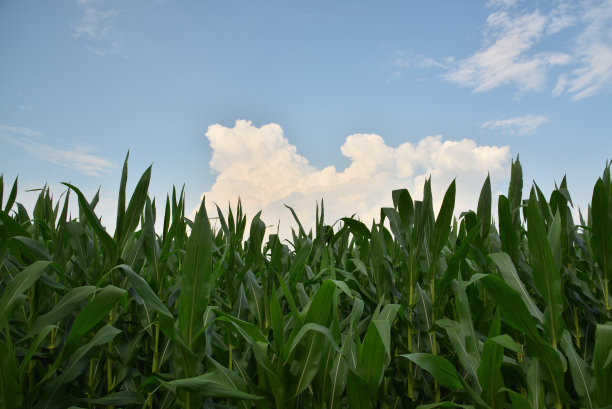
[163, 372, 261, 400]
[401, 353, 463, 390]
[62, 285, 125, 358]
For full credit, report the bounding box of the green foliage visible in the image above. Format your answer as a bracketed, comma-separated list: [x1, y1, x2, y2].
[1, 157, 612, 409]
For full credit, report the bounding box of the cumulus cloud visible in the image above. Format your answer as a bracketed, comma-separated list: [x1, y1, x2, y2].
[0, 124, 115, 176]
[481, 114, 548, 136]
[553, 0, 612, 99]
[444, 10, 570, 92]
[197, 120, 511, 237]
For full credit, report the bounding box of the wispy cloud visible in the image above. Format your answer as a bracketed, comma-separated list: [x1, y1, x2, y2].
[486, 0, 519, 9]
[394, 51, 449, 70]
[0, 124, 115, 176]
[71, 0, 124, 56]
[444, 10, 570, 93]
[399, 0, 612, 100]
[481, 114, 548, 135]
[195, 120, 511, 237]
[553, 0, 612, 99]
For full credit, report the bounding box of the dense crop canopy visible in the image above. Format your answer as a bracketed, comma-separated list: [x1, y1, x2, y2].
[1, 155, 611, 409]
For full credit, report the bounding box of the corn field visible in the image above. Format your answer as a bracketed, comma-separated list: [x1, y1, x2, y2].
[1, 154, 611, 409]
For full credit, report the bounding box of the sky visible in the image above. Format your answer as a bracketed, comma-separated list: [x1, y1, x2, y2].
[1, 0, 612, 237]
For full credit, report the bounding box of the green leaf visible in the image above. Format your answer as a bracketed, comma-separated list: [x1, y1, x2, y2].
[0, 260, 51, 323]
[508, 156, 523, 225]
[436, 318, 479, 386]
[121, 164, 152, 248]
[480, 274, 568, 405]
[114, 151, 129, 246]
[431, 180, 455, 261]
[62, 285, 125, 358]
[489, 252, 543, 323]
[382, 207, 406, 248]
[560, 330, 594, 409]
[0, 341, 22, 409]
[10, 236, 52, 261]
[215, 313, 273, 374]
[456, 273, 481, 376]
[342, 217, 371, 239]
[477, 174, 491, 240]
[179, 196, 213, 350]
[401, 353, 463, 390]
[114, 264, 172, 319]
[3, 175, 18, 213]
[346, 370, 371, 409]
[527, 359, 544, 409]
[478, 338, 504, 409]
[592, 179, 612, 281]
[84, 391, 144, 406]
[288, 238, 312, 285]
[593, 323, 612, 407]
[0, 209, 30, 239]
[58, 325, 121, 384]
[327, 335, 350, 409]
[62, 183, 117, 263]
[489, 334, 522, 354]
[417, 403, 474, 409]
[19, 325, 56, 382]
[40, 326, 121, 409]
[285, 204, 307, 237]
[356, 304, 399, 392]
[163, 372, 262, 400]
[269, 283, 285, 356]
[499, 387, 532, 409]
[26, 286, 97, 338]
[290, 280, 336, 396]
[527, 188, 564, 347]
[392, 188, 414, 231]
[498, 195, 519, 264]
[287, 323, 342, 358]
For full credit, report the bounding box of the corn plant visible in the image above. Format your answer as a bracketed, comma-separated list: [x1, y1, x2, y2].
[1, 154, 611, 409]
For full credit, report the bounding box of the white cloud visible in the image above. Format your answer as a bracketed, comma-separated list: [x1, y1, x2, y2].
[394, 51, 448, 70]
[444, 10, 570, 92]
[0, 125, 115, 176]
[486, 0, 519, 9]
[481, 114, 548, 135]
[197, 120, 511, 237]
[394, 1, 612, 100]
[553, 0, 612, 99]
[71, 0, 124, 56]
[547, 2, 577, 34]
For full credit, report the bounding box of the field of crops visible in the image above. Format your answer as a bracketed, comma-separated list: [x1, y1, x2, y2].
[1, 155, 611, 409]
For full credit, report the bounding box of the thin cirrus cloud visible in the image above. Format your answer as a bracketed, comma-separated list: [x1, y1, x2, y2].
[197, 120, 511, 236]
[481, 114, 548, 136]
[399, 0, 612, 99]
[553, 0, 612, 100]
[485, 0, 519, 8]
[444, 9, 571, 93]
[71, 0, 124, 56]
[0, 124, 115, 176]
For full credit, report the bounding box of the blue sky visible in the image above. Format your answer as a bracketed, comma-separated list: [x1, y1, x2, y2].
[1, 0, 611, 235]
